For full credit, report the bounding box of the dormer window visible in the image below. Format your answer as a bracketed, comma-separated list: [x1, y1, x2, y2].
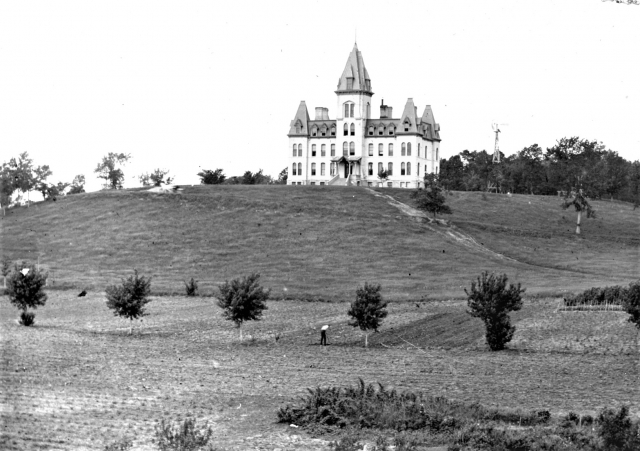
[312, 125, 318, 137]
[368, 126, 374, 136]
[404, 120, 411, 132]
[378, 126, 384, 135]
[347, 78, 353, 90]
[321, 125, 327, 137]
[389, 126, 394, 135]
[295, 120, 303, 134]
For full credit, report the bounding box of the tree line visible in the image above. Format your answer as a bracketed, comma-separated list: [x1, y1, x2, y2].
[439, 137, 640, 206]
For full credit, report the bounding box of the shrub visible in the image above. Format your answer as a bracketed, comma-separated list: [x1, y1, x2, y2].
[622, 280, 640, 329]
[329, 434, 361, 451]
[597, 405, 640, 451]
[564, 284, 628, 307]
[465, 272, 525, 351]
[154, 416, 214, 451]
[103, 437, 133, 451]
[5, 261, 48, 326]
[218, 273, 270, 340]
[184, 277, 199, 297]
[105, 269, 152, 335]
[347, 282, 388, 347]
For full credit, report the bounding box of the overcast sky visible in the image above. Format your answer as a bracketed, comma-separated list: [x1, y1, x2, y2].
[1, 0, 638, 192]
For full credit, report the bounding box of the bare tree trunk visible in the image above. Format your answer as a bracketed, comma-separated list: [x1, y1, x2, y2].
[576, 210, 582, 235]
[365, 333, 369, 348]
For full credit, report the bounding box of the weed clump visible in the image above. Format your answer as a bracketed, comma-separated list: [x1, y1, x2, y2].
[154, 416, 216, 451]
[184, 277, 199, 297]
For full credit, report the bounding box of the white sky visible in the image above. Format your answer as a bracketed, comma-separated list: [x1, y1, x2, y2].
[1, 0, 639, 192]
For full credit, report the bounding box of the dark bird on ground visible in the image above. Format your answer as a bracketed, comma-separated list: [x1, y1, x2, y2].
[78, 290, 87, 297]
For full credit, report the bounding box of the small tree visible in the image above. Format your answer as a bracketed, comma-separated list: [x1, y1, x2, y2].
[277, 167, 288, 185]
[377, 169, 389, 185]
[217, 273, 270, 340]
[68, 175, 86, 195]
[197, 168, 226, 185]
[561, 189, 595, 235]
[465, 272, 525, 351]
[95, 153, 131, 189]
[412, 174, 453, 220]
[105, 269, 152, 335]
[622, 280, 640, 330]
[184, 277, 199, 297]
[347, 282, 388, 347]
[1, 257, 12, 288]
[5, 261, 48, 326]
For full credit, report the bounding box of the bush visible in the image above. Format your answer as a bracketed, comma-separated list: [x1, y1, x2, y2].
[622, 280, 640, 329]
[103, 437, 133, 451]
[329, 434, 361, 451]
[184, 277, 199, 297]
[19, 311, 36, 326]
[465, 272, 525, 351]
[347, 282, 388, 347]
[564, 284, 628, 307]
[218, 273, 270, 340]
[597, 405, 640, 451]
[154, 416, 215, 451]
[105, 269, 152, 335]
[6, 261, 48, 326]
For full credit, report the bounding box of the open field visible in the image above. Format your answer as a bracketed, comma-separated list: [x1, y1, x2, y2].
[1, 293, 639, 450]
[1, 186, 638, 300]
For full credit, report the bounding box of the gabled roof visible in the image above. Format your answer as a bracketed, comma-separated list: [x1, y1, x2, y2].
[398, 98, 418, 134]
[336, 44, 372, 94]
[288, 101, 310, 136]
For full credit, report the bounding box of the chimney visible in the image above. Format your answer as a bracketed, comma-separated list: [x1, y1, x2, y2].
[322, 108, 329, 120]
[380, 99, 392, 119]
[314, 107, 323, 120]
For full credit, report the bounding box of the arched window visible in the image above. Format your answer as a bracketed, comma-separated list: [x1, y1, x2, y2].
[368, 126, 374, 136]
[350, 103, 354, 118]
[343, 123, 348, 136]
[366, 102, 370, 118]
[321, 144, 326, 157]
[388, 143, 394, 156]
[417, 143, 421, 157]
[292, 144, 297, 157]
[378, 162, 383, 175]
[344, 103, 350, 118]
[407, 143, 411, 156]
[401, 162, 406, 176]
[349, 141, 355, 155]
[321, 163, 326, 176]
[321, 125, 327, 136]
[388, 162, 393, 175]
[401, 143, 406, 156]
[436, 148, 439, 160]
[311, 144, 316, 157]
[378, 143, 383, 156]
[331, 125, 336, 136]
[368, 162, 373, 175]
[311, 163, 316, 176]
[298, 162, 302, 175]
[292, 163, 297, 176]
[350, 123, 355, 136]
[378, 125, 384, 135]
[343, 142, 348, 156]
[368, 143, 373, 156]
[330, 162, 336, 176]
[298, 145, 302, 157]
[417, 163, 420, 176]
[403, 119, 410, 132]
[389, 125, 394, 135]
[435, 165, 438, 175]
[331, 143, 335, 156]
[312, 125, 318, 137]
[407, 162, 411, 176]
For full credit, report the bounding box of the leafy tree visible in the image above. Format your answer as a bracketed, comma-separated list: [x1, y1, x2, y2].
[95, 153, 131, 189]
[347, 282, 388, 347]
[197, 168, 226, 185]
[439, 155, 464, 191]
[39, 181, 69, 201]
[412, 174, 452, 220]
[630, 161, 640, 209]
[68, 175, 86, 195]
[561, 189, 596, 235]
[0, 164, 14, 215]
[149, 169, 173, 186]
[597, 405, 640, 451]
[217, 273, 270, 340]
[465, 272, 525, 351]
[622, 280, 640, 330]
[597, 151, 628, 200]
[277, 167, 288, 184]
[5, 261, 48, 326]
[377, 169, 389, 184]
[2, 257, 12, 288]
[105, 269, 152, 334]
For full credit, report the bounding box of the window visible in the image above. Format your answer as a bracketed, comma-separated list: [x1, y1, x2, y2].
[378, 143, 383, 156]
[378, 126, 384, 135]
[417, 143, 420, 157]
[404, 120, 410, 132]
[297, 182, 302, 185]
[407, 143, 411, 156]
[389, 126, 394, 135]
[330, 162, 336, 176]
[368, 126, 374, 136]
[310, 182, 316, 185]
[389, 143, 393, 156]
[343, 123, 348, 136]
[321, 125, 327, 136]
[349, 141, 355, 156]
[436, 148, 439, 160]
[292, 163, 297, 176]
[387, 182, 392, 187]
[401, 143, 406, 156]
[407, 162, 411, 176]
[417, 163, 420, 176]
[292, 144, 297, 157]
[344, 103, 349, 118]
[350, 103, 354, 117]
[298, 162, 302, 175]
[366, 102, 370, 118]
[331, 125, 336, 136]
[343, 142, 348, 156]
[320, 182, 325, 185]
[368, 143, 373, 156]
[350, 123, 355, 136]
[331, 143, 335, 156]
[312, 125, 317, 137]
[347, 78, 353, 90]
[368, 162, 373, 175]
[401, 162, 406, 176]
[388, 162, 393, 175]
[321, 163, 326, 176]
[378, 162, 383, 174]
[435, 166, 439, 174]
[311, 163, 316, 176]
[311, 144, 316, 157]
[321, 144, 326, 157]
[298, 145, 302, 157]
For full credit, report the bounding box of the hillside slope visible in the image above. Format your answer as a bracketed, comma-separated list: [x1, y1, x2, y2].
[1, 185, 637, 300]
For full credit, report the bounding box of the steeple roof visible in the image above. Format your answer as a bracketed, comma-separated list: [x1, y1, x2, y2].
[420, 105, 441, 141]
[288, 101, 310, 136]
[336, 44, 372, 94]
[398, 98, 418, 134]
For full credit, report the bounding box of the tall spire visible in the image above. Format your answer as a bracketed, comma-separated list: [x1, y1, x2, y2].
[336, 44, 372, 94]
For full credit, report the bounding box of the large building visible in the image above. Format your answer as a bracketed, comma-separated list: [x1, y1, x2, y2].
[287, 44, 441, 187]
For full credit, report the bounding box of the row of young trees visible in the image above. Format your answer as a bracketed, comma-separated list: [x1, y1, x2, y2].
[197, 167, 288, 185]
[439, 137, 640, 205]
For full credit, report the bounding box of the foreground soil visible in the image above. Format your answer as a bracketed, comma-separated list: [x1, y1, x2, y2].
[1, 293, 639, 450]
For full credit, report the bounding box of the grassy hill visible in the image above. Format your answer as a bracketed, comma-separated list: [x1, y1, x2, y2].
[1, 185, 638, 300]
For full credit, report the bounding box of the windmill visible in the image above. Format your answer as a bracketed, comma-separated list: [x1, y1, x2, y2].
[491, 123, 508, 163]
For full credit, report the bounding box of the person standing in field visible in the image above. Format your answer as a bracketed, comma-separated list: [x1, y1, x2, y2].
[320, 325, 329, 346]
